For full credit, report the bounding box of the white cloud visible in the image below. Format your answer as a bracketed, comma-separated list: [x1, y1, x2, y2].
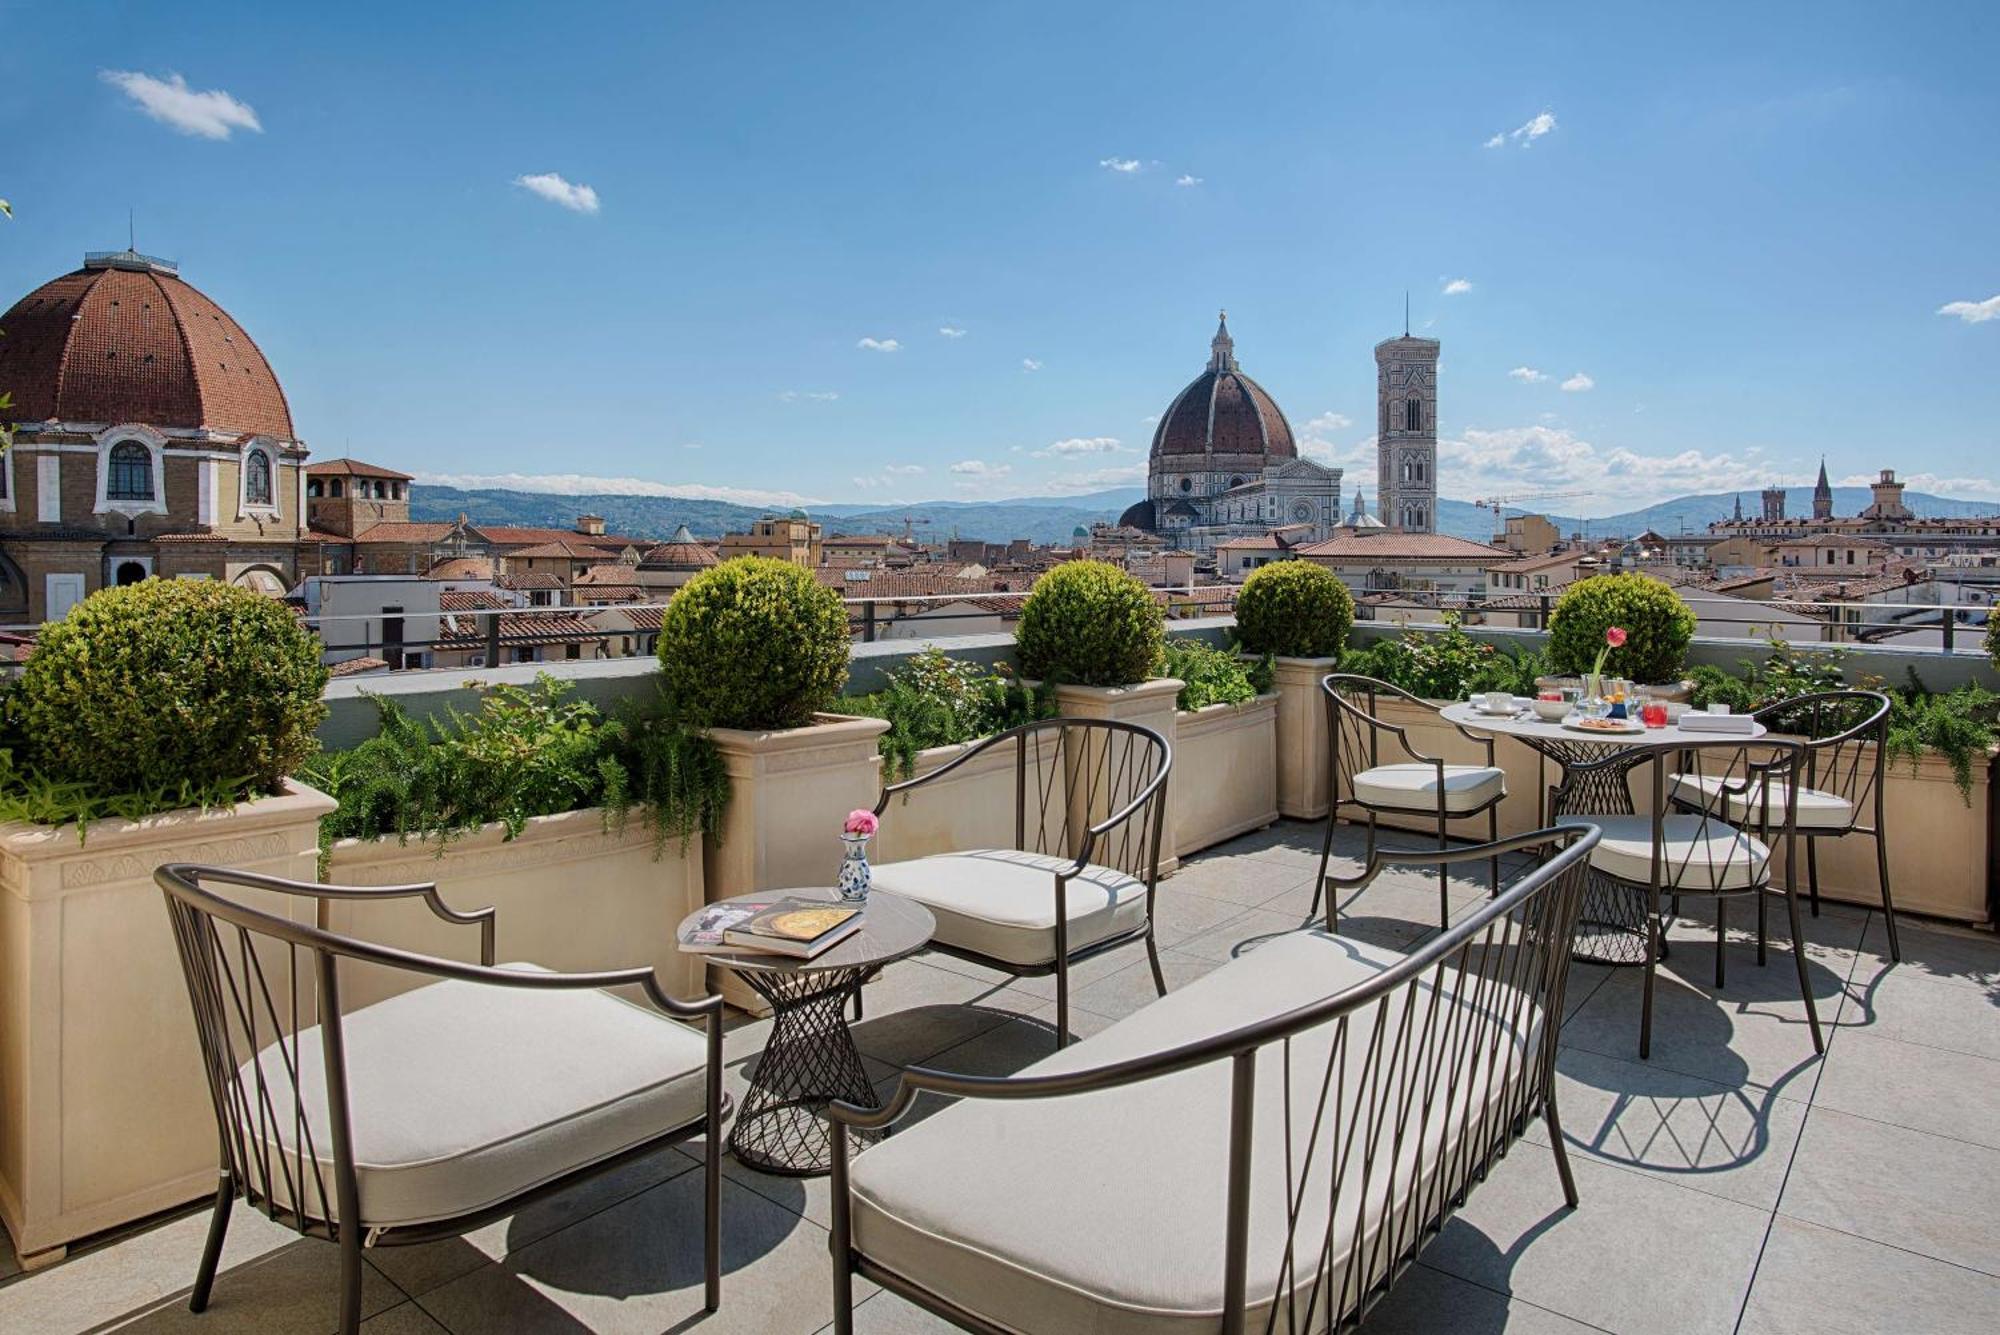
[778, 390, 840, 402]
[1175, 174, 1203, 187]
[1046, 464, 1147, 493]
[1442, 278, 1473, 295]
[1033, 436, 1124, 458]
[1508, 366, 1547, 383]
[1297, 412, 1370, 467]
[1485, 109, 1557, 149]
[1021, 358, 1043, 372]
[513, 172, 600, 213]
[884, 464, 925, 476]
[412, 471, 819, 507]
[856, 337, 901, 352]
[1560, 372, 1595, 392]
[99, 71, 261, 140]
[938, 326, 967, 338]
[1937, 295, 2000, 324]
[1435, 425, 1792, 510]
[1099, 157, 1141, 173]
[1142, 414, 1159, 426]
[681, 442, 703, 450]
[949, 460, 1009, 477]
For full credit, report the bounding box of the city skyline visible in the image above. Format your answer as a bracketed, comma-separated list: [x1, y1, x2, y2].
[4, 1, 1997, 517]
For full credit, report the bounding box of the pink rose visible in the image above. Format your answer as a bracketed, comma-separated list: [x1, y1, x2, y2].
[844, 809, 879, 837]
[1605, 626, 1628, 648]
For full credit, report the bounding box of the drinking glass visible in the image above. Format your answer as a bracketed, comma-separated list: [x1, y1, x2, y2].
[1641, 700, 1669, 729]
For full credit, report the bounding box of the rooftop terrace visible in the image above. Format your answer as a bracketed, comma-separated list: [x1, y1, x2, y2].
[3, 819, 1994, 1335]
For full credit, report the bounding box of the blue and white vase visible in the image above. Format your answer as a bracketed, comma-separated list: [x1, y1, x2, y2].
[836, 833, 872, 903]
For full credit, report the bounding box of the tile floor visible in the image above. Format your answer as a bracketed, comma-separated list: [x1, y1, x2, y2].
[2, 820, 1995, 1333]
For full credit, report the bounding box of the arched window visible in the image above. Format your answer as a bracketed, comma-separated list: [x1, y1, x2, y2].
[1405, 398, 1422, 432]
[107, 441, 154, 500]
[329, 479, 344, 498]
[245, 449, 274, 506]
[307, 478, 324, 499]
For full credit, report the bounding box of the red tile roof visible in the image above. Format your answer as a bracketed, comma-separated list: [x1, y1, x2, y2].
[350, 522, 459, 544]
[306, 458, 414, 480]
[1293, 532, 1509, 562]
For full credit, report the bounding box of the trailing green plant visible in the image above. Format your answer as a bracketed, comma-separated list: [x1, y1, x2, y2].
[655, 556, 851, 730]
[301, 676, 729, 859]
[1233, 561, 1355, 658]
[842, 649, 1055, 779]
[1015, 560, 1165, 687]
[1163, 638, 1263, 711]
[6, 579, 326, 821]
[1338, 613, 1503, 702]
[1547, 574, 1697, 685]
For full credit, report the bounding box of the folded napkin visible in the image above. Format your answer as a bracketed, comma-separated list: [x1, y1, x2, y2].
[1677, 711, 1755, 734]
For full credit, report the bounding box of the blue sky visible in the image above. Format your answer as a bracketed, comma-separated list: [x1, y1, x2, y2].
[4, 0, 1996, 514]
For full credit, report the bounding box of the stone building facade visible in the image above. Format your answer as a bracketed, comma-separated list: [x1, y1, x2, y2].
[1375, 334, 1439, 535]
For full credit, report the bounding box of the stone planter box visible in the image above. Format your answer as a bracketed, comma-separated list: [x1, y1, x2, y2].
[0, 780, 335, 1261]
[1052, 678, 1184, 876]
[703, 712, 891, 1011]
[321, 808, 708, 1012]
[874, 736, 1038, 865]
[1174, 693, 1279, 857]
[1268, 655, 1341, 820]
[1792, 748, 1993, 927]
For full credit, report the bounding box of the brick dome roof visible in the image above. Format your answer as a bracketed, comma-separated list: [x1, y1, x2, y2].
[1149, 313, 1295, 461]
[0, 251, 295, 440]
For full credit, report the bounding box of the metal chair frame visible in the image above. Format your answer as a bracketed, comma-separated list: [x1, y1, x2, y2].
[872, 716, 1171, 1047]
[1313, 674, 1508, 927]
[154, 863, 729, 1334]
[825, 826, 1601, 1335]
[1554, 738, 1825, 1059]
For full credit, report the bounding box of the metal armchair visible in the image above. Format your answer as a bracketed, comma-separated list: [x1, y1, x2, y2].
[155, 863, 728, 1335]
[825, 827, 1599, 1334]
[867, 717, 1171, 1047]
[1314, 673, 1509, 927]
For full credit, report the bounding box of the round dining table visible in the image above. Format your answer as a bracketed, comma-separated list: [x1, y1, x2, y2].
[1439, 700, 1768, 965]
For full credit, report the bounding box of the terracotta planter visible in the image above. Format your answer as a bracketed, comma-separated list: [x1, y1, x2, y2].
[1174, 694, 1279, 857]
[1052, 678, 1184, 876]
[1268, 655, 1342, 819]
[0, 780, 335, 1261]
[702, 712, 892, 1010]
[321, 807, 708, 1011]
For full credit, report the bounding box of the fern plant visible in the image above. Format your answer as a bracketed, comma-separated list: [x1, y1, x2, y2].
[842, 649, 1056, 779]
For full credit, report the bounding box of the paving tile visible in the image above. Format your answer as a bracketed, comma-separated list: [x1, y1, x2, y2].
[1738, 1216, 2000, 1335]
[1835, 964, 2000, 1061]
[843, 963, 1009, 1067]
[366, 1144, 701, 1298]
[1168, 852, 1311, 907]
[1148, 885, 1260, 946]
[1779, 1105, 2000, 1278]
[1172, 906, 1318, 963]
[1422, 1149, 1768, 1335]
[415, 1171, 855, 1335]
[1067, 948, 1217, 1019]
[1523, 1045, 1808, 1210]
[1849, 915, 2000, 996]
[67, 1237, 406, 1334]
[1559, 960, 1827, 1101]
[917, 1010, 1078, 1077]
[1358, 1261, 1604, 1333]
[1812, 1029, 2000, 1151]
[1001, 939, 1159, 1001]
[823, 1288, 961, 1332]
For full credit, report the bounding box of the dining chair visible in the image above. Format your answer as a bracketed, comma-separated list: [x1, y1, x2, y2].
[155, 863, 728, 1334]
[1313, 673, 1508, 929]
[1670, 690, 1898, 960]
[1554, 737, 1824, 1060]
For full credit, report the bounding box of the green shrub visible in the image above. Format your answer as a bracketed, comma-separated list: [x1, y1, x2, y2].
[302, 676, 728, 856]
[1234, 561, 1355, 658]
[1015, 560, 1164, 687]
[1547, 574, 1696, 684]
[842, 649, 1055, 778]
[13, 579, 327, 801]
[1163, 639, 1263, 711]
[655, 557, 850, 729]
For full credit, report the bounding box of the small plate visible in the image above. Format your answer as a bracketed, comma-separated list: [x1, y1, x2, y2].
[1471, 699, 1523, 716]
[1562, 715, 1647, 735]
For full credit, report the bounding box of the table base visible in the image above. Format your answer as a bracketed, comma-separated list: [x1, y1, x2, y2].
[728, 964, 881, 1177]
[1573, 869, 1653, 966]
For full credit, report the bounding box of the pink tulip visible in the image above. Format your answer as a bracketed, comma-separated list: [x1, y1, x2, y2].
[844, 809, 879, 837]
[1605, 626, 1628, 648]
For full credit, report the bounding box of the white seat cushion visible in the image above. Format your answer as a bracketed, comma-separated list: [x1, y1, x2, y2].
[868, 849, 1148, 967]
[243, 964, 710, 1229]
[1560, 814, 1771, 892]
[849, 930, 1542, 1333]
[1669, 773, 1856, 831]
[1351, 762, 1506, 814]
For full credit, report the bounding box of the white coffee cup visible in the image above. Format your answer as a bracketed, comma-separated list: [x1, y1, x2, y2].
[1483, 691, 1513, 712]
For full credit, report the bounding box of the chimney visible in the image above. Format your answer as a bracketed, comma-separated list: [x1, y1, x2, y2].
[1161, 550, 1195, 588]
[575, 514, 606, 536]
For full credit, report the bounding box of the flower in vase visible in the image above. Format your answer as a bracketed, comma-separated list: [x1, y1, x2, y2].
[844, 808, 880, 838]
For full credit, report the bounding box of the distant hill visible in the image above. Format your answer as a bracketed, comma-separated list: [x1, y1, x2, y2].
[413, 482, 1999, 552]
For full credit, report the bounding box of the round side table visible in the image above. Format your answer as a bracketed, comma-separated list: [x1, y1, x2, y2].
[679, 889, 934, 1176]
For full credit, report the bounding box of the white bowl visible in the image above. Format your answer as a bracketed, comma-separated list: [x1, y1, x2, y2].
[1531, 698, 1571, 722]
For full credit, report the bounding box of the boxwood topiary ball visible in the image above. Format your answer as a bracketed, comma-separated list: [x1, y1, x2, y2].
[1015, 560, 1164, 687]
[656, 556, 851, 730]
[15, 578, 329, 798]
[1547, 573, 1698, 685]
[1234, 560, 1356, 659]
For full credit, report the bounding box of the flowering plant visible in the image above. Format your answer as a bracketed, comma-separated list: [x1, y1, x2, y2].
[843, 808, 879, 838]
[1592, 626, 1628, 681]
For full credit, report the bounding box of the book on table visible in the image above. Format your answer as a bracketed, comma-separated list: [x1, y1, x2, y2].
[720, 898, 865, 958]
[678, 901, 771, 954]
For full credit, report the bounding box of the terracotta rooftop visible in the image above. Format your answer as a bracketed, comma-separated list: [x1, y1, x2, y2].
[349, 522, 459, 545]
[506, 538, 613, 560]
[1292, 532, 1509, 562]
[306, 458, 414, 481]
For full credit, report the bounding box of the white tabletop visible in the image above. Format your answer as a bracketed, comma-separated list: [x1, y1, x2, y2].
[1439, 699, 1767, 749]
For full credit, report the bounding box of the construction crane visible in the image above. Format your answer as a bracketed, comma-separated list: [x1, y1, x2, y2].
[1472, 491, 1593, 550]
[895, 514, 933, 545]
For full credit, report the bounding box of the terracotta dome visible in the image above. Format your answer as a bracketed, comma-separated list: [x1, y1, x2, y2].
[639, 524, 720, 571]
[1148, 313, 1295, 461]
[0, 250, 295, 439]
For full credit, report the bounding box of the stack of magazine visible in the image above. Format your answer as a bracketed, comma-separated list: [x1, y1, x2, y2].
[680, 897, 864, 959]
